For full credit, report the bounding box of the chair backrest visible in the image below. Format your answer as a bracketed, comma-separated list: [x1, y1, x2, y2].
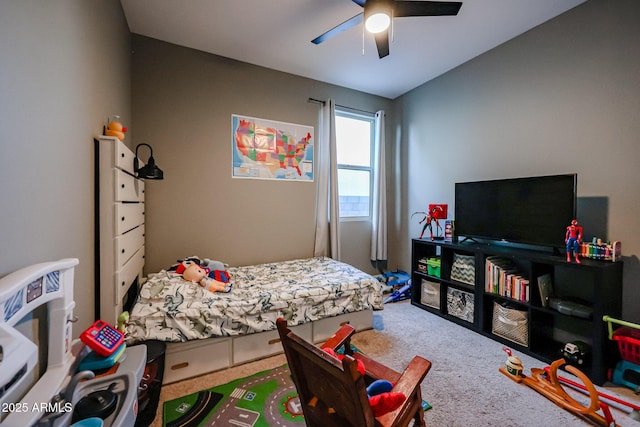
[277, 321, 377, 427]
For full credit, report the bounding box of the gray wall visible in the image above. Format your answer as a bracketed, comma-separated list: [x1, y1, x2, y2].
[1, 0, 637, 336]
[393, 0, 640, 321]
[131, 35, 393, 275]
[0, 0, 131, 334]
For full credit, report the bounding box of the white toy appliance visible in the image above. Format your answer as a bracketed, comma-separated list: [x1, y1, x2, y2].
[0, 259, 145, 427]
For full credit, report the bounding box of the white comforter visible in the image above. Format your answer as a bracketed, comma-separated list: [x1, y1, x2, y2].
[125, 257, 384, 342]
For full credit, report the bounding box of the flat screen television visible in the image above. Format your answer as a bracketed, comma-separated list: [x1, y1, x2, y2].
[454, 174, 577, 249]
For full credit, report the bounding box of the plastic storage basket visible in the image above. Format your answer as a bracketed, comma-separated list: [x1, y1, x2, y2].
[604, 316, 640, 365]
[612, 327, 640, 364]
[426, 258, 441, 278]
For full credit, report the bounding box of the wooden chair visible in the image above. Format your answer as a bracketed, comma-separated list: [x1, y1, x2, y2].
[276, 318, 432, 427]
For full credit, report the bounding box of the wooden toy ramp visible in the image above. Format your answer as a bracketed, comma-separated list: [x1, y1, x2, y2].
[500, 358, 618, 427]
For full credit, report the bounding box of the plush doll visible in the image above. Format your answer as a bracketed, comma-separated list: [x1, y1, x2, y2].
[201, 258, 231, 283]
[181, 263, 231, 293]
[323, 348, 406, 416]
[201, 258, 227, 272]
[173, 257, 231, 282]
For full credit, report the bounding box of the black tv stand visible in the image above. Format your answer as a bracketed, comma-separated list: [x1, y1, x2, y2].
[458, 237, 479, 243]
[410, 238, 623, 386]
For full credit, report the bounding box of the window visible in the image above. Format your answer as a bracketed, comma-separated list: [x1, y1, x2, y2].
[335, 109, 374, 219]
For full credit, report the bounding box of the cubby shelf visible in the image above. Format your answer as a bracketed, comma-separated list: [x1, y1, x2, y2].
[411, 238, 623, 385]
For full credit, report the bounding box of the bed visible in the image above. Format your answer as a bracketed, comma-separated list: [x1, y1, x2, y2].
[125, 256, 384, 384]
[96, 137, 384, 384]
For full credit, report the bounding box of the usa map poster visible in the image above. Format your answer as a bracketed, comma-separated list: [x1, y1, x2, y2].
[232, 114, 314, 181]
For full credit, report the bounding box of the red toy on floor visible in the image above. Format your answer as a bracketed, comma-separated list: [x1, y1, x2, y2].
[323, 347, 406, 416]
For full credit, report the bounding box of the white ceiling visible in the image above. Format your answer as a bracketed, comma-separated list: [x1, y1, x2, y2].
[120, 0, 586, 99]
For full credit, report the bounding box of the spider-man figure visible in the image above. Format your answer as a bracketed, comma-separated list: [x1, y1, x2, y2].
[418, 206, 444, 240]
[565, 219, 583, 263]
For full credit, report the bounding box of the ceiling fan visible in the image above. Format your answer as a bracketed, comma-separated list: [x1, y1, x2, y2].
[312, 0, 463, 59]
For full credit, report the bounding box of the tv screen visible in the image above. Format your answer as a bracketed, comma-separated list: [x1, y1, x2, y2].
[454, 174, 577, 248]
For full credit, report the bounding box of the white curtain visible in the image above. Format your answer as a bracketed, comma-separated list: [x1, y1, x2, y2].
[313, 99, 341, 260]
[370, 110, 387, 271]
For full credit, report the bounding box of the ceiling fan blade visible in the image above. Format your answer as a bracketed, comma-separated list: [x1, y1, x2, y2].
[394, 1, 462, 17]
[373, 30, 390, 59]
[311, 13, 364, 44]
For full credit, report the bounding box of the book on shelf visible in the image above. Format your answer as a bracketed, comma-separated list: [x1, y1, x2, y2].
[485, 256, 529, 302]
[537, 274, 553, 308]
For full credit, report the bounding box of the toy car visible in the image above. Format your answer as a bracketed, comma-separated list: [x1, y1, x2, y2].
[562, 340, 592, 366]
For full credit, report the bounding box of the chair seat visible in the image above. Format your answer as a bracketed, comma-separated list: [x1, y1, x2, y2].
[276, 318, 431, 427]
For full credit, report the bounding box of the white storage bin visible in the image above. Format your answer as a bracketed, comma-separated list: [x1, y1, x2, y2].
[421, 279, 440, 309]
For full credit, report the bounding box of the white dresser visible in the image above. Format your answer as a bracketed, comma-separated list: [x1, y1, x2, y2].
[95, 135, 145, 325]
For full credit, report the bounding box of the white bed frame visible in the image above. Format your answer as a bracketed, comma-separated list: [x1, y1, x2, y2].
[96, 136, 375, 385]
[162, 309, 374, 384]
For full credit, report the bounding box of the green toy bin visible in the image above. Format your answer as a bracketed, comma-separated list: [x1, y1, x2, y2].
[426, 257, 441, 278]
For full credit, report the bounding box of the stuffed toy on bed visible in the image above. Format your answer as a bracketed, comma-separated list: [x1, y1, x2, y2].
[178, 262, 231, 293]
[172, 257, 231, 283]
[200, 258, 231, 283]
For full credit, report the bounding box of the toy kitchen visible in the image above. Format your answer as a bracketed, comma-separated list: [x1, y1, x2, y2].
[0, 259, 146, 427]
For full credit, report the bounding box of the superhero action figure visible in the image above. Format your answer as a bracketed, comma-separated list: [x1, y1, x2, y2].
[565, 219, 583, 263]
[412, 205, 447, 240]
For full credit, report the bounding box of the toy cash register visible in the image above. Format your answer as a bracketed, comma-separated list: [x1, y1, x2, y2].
[80, 319, 124, 357]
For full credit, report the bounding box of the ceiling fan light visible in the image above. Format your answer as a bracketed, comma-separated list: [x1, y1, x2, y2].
[365, 12, 391, 34]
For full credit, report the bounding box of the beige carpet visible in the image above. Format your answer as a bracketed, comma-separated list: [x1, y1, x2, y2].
[150, 301, 640, 426]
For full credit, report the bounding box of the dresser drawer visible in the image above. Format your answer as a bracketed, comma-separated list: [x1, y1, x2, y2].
[114, 246, 144, 304]
[115, 169, 144, 202]
[115, 203, 144, 235]
[115, 225, 144, 269]
[115, 140, 136, 174]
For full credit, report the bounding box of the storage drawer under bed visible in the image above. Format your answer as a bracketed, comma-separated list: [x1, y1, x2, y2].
[161, 310, 375, 384]
[312, 310, 374, 343]
[233, 322, 312, 365]
[164, 338, 232, 384]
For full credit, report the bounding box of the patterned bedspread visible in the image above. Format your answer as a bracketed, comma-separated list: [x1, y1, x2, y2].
[125, 257, 384, 343]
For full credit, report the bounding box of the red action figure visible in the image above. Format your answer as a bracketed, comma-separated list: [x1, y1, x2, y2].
[418, 212, 439, 240]
[565, 219, 583, 263]
[412, 204, 447, 240]
[415, 206, 443, 240]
